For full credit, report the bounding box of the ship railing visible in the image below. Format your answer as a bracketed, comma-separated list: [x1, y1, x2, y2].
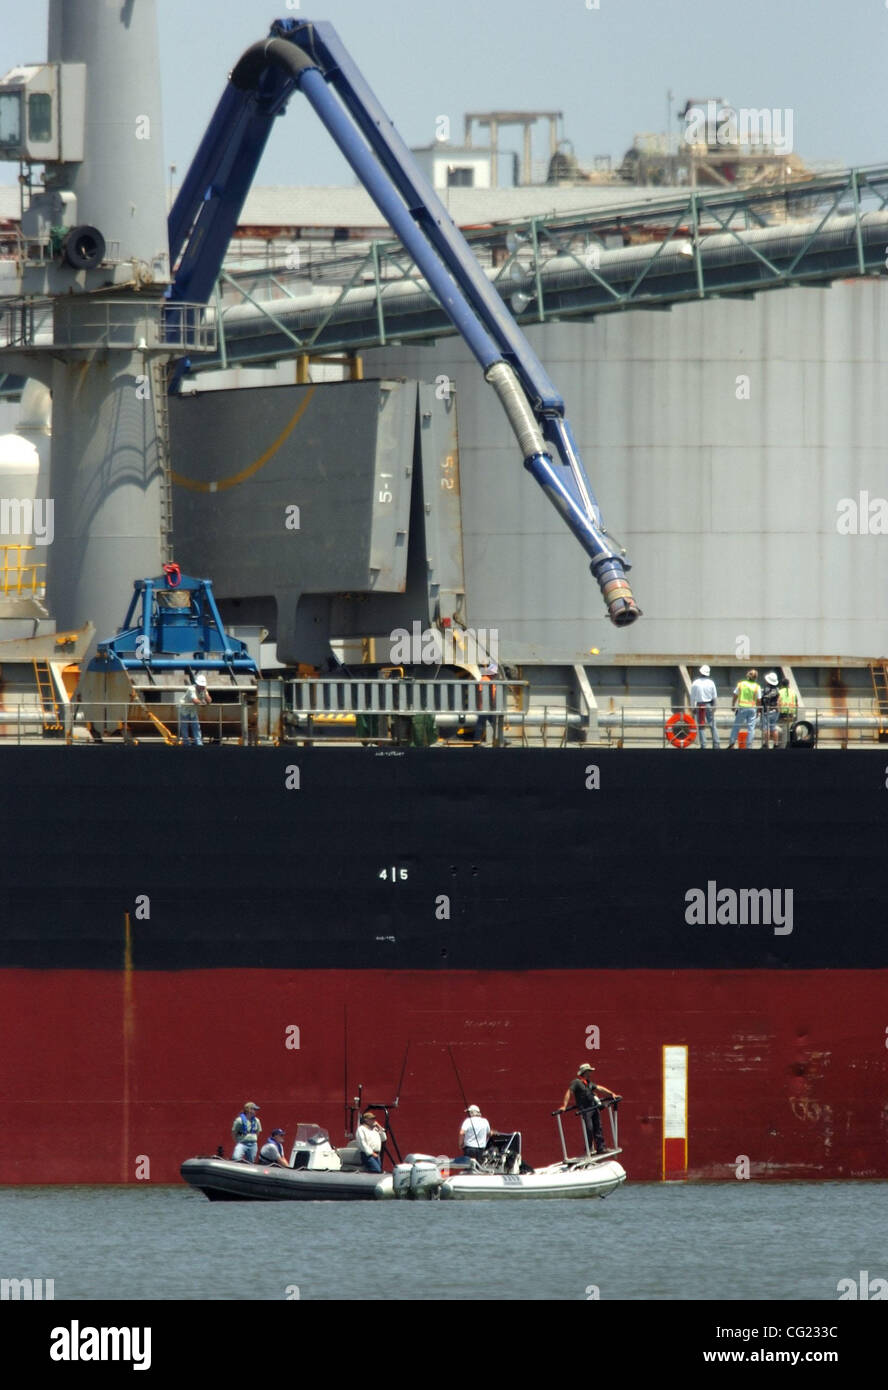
[1, 698, 885, 747]
[0, 699, 253, 745]
[598, 707, 888, 749]
[0, 299, 217, 353]
[283, 676, 528, 746]
[554, 1101, 621, 1165]
[286, 677, 510, 716]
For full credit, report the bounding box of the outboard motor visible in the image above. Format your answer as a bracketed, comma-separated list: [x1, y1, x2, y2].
[392, 1156, 444, 1199]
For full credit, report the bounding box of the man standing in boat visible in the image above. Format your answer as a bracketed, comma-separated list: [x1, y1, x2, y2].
[355, 1110, 387, 1173]
[558, 1064, 618, 1155]
[232, 1101, 261, 1162]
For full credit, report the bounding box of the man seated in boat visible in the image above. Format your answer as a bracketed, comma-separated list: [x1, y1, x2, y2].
[558, 1064, 619, 1155]
[459, 1104, 492, 1162]
[259, 1128, 289, 1167]
[355, 1110, 386, 1173]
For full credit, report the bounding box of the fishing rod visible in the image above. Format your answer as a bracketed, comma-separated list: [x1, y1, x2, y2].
[448, 1044, 493, 1160]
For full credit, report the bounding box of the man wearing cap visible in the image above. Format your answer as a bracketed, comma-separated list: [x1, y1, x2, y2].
[260, 1128, 289, 1167]
[178, 672, 212, 747]
[459, 1104, 492, 1161]
[688, 664, 720, 749]
[232, 1102, 262, 1162]
[760, 672, 781, 749]
[355, 1110, 386, 1173]
[559, 1064, 619, 1156]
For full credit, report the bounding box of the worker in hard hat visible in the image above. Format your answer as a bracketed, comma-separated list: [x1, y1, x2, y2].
[178, 671, 212, 746]
[474, 663, 499, 746]
[689, 664, 719, 749]
[777, 677, 798, 747]
[760, 672, 781, 749]
[728, 669, 762, 749]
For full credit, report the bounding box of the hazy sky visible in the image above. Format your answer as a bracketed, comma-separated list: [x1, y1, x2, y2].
[1, 0, 886, 187]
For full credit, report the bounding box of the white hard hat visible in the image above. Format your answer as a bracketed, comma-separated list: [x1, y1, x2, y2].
[699, 665, 710, 677]
[195, 673, 208, 686]
[467, 1104, 481, 1116]
[765, 672, 779, 686]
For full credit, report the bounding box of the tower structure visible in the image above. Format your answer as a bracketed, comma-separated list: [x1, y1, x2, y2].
[0, 0, 209, 640]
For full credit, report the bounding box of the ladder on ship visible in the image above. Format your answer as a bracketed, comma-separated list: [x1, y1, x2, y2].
[151, 358, 175, 565]
[32, 659, 63, 736]
[870, 662, 888, 740]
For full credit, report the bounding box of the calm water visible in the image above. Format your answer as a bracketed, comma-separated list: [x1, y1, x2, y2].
[2, 1182, 885, 1300]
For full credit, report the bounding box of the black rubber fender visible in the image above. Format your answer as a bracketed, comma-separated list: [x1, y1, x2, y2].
[789, 719, 816, 748]
[63, 225, 106, 270]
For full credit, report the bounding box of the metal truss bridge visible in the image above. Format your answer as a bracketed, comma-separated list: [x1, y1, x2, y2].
[2, 164, 887, 394]
[196, 163, 888, 374]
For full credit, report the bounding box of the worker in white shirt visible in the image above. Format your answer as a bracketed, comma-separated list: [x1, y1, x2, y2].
[689, 664, 720, 749]
[178, 671, 211, 746]
[459, 1104, 492, 1161]
[355, 1110, 386, 1173]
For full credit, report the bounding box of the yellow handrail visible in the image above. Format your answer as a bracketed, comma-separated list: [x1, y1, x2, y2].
[0, 544, 45, 596]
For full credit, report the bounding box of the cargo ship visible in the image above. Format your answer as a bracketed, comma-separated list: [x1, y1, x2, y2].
[0, 4, 886, 1185]
[1, 743, 886, 1185]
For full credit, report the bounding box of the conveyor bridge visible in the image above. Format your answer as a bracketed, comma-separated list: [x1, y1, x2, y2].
[198, 164, 888, 371]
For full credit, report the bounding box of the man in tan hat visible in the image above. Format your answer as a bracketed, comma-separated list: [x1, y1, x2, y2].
[232, 1101, 261, 1162]
[355, 1110, 386, 1173]
[558, 1064, 619, 1155]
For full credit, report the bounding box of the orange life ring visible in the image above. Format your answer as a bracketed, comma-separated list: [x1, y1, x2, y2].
[665, 711, 697, 748]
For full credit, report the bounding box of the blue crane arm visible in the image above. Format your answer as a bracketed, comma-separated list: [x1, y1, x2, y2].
[168, 18, 640, 626]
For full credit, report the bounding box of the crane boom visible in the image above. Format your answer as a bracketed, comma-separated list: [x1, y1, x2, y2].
[169, 18, 641, 626]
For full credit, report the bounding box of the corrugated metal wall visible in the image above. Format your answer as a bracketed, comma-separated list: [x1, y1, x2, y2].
[367, 280, 888, 662]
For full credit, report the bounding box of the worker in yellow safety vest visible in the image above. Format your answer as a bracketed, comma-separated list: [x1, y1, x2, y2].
[728, 669, 762, 749]
[777, 678, 798, 748]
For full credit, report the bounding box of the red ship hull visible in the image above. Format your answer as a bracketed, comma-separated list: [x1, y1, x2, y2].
[3, 966, 885, 1184]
